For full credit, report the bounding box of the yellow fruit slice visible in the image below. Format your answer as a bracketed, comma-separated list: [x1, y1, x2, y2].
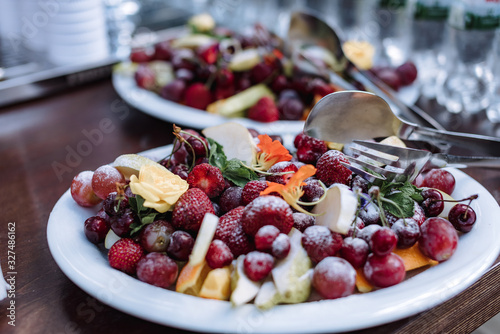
[393, 243, 438, 271]
[355, 268, 374, 293]
[112, 154, 164, 179]
[199, 266, 232, 300]
[176, 260, 212, 296]
[380, 135, 406, 148]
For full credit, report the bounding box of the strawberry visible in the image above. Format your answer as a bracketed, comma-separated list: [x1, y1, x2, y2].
[215, 206, 254, 257]
[247, 96, 279, 123]
[184, 83, 212, 110]
[241, 180, 268, 205]
[241, 196, 294, 236]
[187, 163, 225, 198]
[172, 188, 216, 232]
[266, 161, 298, 185]
[315, 150, 352, 186]
[108, 238, 144, 274]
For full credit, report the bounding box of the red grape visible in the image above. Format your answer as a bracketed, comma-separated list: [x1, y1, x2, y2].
[254, 225, 280, 253]
[312, 257, 356, 299]
[340, 237, 369, 269]
[167, 230, 194, 261]
[243, 251, 274, 281]
[421, 169, 456, 195]
[364, 253, 406, 288]
[271, 233, 291, 259]
[161, 79, 186, 102]
[370, 227, 397, 256]
[419, 217, 458, 262]
[391, 218, 420, 248]
[84, 216, 110, 244]
[91, 165, 125, 200]
[205, 240, 234, 269]
[71, 171, 102, 207]
[136, 252, 178, 288]
[140, 220, 175, 252]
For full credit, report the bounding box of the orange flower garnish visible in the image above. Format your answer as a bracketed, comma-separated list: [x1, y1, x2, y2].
[254, 134, 292, 171]
[260, 164, 318, 215]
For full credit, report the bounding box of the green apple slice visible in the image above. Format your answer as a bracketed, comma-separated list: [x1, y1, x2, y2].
[104, 229, 121, 249]
[112, 154, 165, 179]
[230, 255, 262, 306]
[229, 48, 261, 71]
[312, 184, 358, 235]
[188, 213, 218, 266]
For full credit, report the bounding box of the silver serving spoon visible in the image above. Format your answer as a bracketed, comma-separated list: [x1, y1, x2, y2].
[287, 11, 445, 131]
[304, 91, 500, 156]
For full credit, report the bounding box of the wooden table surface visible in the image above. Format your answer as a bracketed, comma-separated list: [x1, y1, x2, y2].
[0, 80, 499, 334]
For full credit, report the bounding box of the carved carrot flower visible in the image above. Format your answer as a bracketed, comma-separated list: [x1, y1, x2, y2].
[253, 134, 292, 171]
[260, 164, 326, 215]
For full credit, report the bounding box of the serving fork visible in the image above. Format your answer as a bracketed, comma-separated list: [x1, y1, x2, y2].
[343, 140, 500, 184]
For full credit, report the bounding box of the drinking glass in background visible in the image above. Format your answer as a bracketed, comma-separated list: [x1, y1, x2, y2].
[437, 0, 500, 114]
[407, 0, 451, 99]
[486, 29, 500, 123]
[104, 0, 141, 59]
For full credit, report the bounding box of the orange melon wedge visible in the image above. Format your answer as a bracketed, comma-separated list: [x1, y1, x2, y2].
[199, 266, 232, 300]
[393, 243, 438, 271]
[176, 260, 212, 296]
[355, 268, 374, 293]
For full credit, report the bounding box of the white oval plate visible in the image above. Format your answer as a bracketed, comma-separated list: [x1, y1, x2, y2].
[112, 72, 306, 136]
[47, 146, 500, 333]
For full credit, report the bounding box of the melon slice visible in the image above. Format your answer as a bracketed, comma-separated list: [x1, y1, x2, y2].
[176, 260, 212, 296]
[393, 243, 438, 271]
[199, 266, 232, 300]
[355, 268, 374, 293]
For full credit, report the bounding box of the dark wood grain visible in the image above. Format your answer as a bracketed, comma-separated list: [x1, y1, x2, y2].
[0, 80, 498, 334]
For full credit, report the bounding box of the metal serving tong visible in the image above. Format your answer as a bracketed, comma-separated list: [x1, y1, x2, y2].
[303, 91, 500, 182]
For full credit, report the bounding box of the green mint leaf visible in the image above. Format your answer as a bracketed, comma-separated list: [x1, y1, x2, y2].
[383, 192, 415, 218]
[224, 159, 259, 187]
[207, 138, 228, 171]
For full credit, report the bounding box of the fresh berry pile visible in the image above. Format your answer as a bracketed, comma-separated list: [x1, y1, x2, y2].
[369, 61, 418, 91]
[127, 14, 340, 123]
[70, 123, 478, 308]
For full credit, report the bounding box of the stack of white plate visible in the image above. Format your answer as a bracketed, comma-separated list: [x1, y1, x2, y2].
[46, 0, 110, 66]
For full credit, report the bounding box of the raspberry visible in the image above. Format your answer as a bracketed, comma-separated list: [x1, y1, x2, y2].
[243, 251, 274, 281]
[219, 186, 243, 214]
[294, 133, 328, 165]
[271, 233, 291, 259]
[315, 150, 352, 186]
[187, 163, 225, 198]
[247, 96, 279, 123]
[301, 178, 324, 202]
[241, 180, 268, 205]
[254, 225, 280, 253]
[302, 225, 343, 264]
[205, 240, 234, 269]
[292, 212, 316, 232]
[108, 238, 144, 274]
[136, 252, 178, 288]
[266, 161, 298, 185]
[172, 188, 215, 232]
[215, 207, 254, 257]
[241, 196, 294, 236]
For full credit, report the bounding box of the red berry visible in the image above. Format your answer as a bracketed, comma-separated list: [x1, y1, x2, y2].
[243, 251, 274, 281]
[271, 233, 291, 259]
[266, 161, 298, 185]
[254, 225, 280, 253]
[302, 225, 343, 264]
[71, 171, 102, 207]
[187, 163, 225, 198]
[108, 238, 144, 274]
[372, 67, 401, 91]
[241, 196, 294, 236]
[161, 79, 186, 102]
[364, 253, 406, 288]
[184, 83, 213, 110]
[130, 48, 153, 63]
[216, 68, 235, 87]
[247, 96, 279, 123]
[153, 41, 173, 61]
[84, 216, 109, 244]
[391, 218, 421, 248]
[206, 240, 234, 269]
[250, 62, 273, 84]
[134, 64, 156, 90]
[91, 165, 125, 200]
[215, 207, 254, 257]
[316, 150, 353, 186]
[370, 227, 397, 257]
[294, 133, 328, 165]
[421, 169, 456, 195]
[419, 217, 458, 262]
[241, 180, 268, 205]
[311, 78, 334, 97]
[312, 257, 356, 299]
[292, 212, 316, 233]
[421, 188, 445, 217]
[172, 188, 216, 232]
[198, 43, 219, 65]
[136, 252, 178, 288]
[109, 209, 135, 237]
[278, 98, 304, 120]
[301, 178, 325, 202]
[214, 85, 235, 100]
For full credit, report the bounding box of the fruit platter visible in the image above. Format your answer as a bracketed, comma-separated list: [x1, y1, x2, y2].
[47, 122, 500, 333]
[112, 14, 419, 134]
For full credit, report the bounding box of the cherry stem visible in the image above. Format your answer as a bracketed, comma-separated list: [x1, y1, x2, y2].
[179, 129, 209, 158]
[433, 194, 478, 203]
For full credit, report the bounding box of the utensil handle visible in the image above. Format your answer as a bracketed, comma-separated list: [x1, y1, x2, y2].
[431, 154, 500, 169]
[410, 126, 500, 156]
[348, 68, 445, 131]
